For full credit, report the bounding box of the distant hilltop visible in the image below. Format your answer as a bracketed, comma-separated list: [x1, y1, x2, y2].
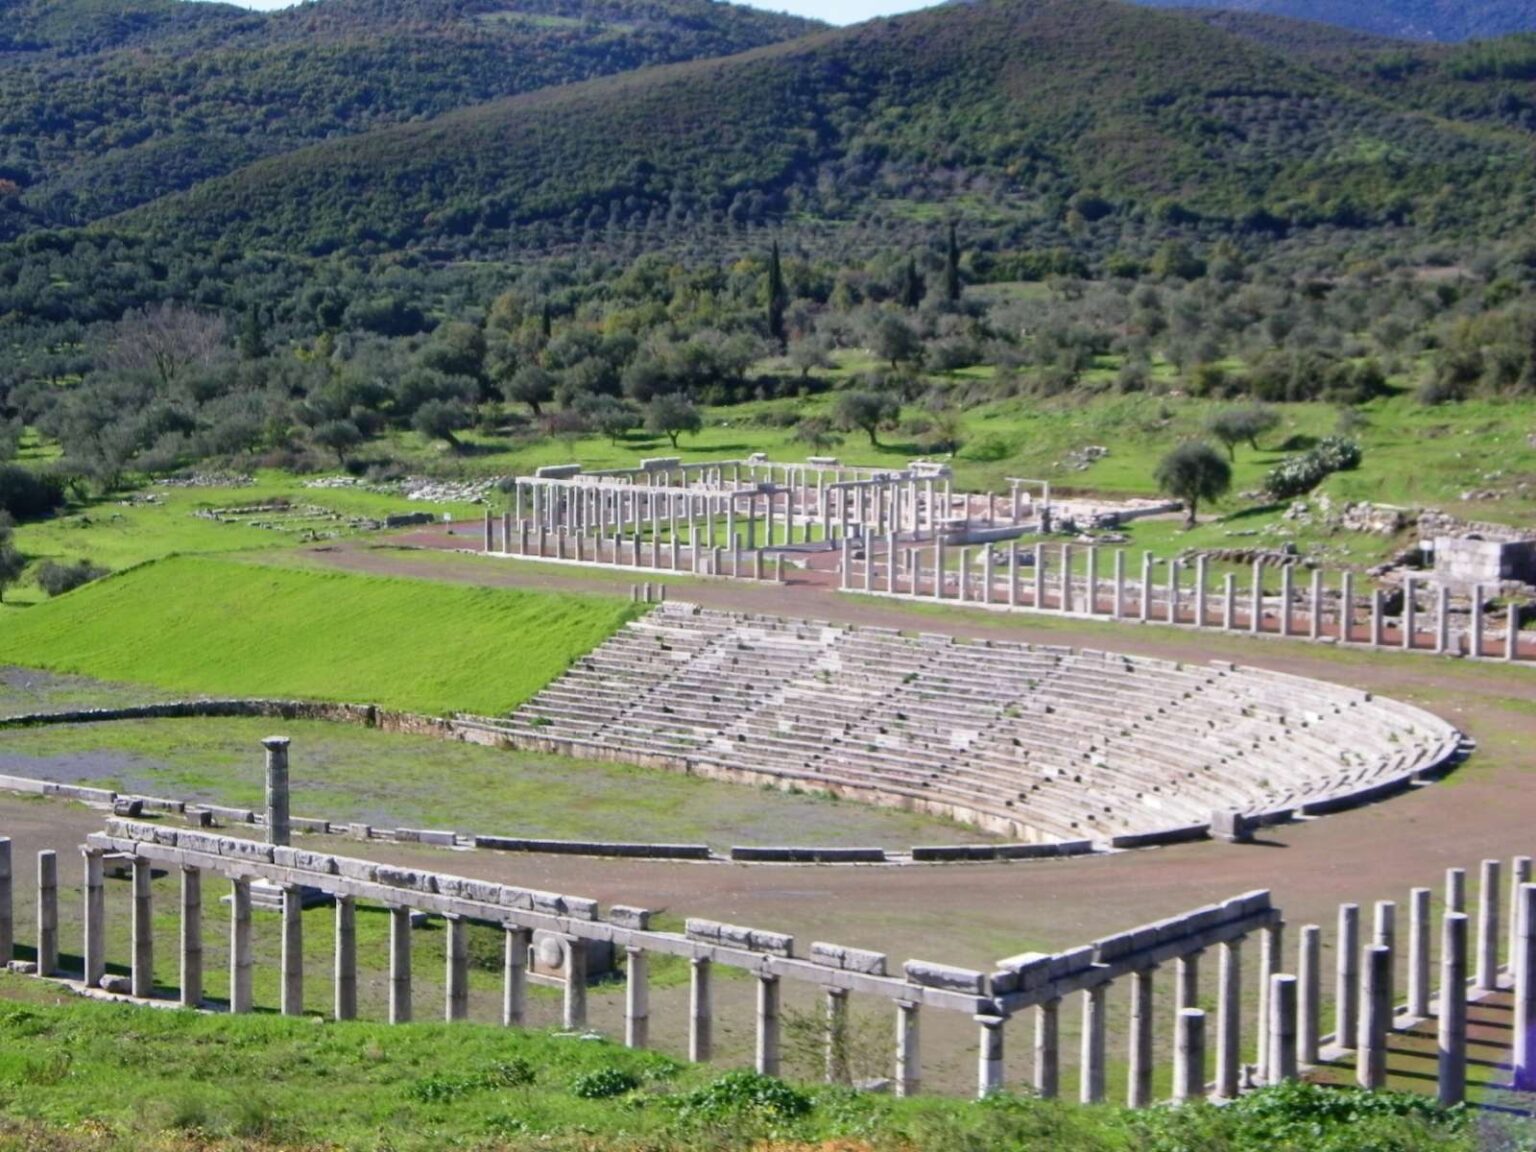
[1128, 0, 1536, 43]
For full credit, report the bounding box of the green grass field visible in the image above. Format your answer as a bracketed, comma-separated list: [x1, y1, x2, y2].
[0, 974, 1492, 1152]
[0, 557, 638, 715]
[0, 716, 995, 847]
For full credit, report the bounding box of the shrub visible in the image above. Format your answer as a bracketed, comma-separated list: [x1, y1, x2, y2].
[569, 1067, 640, 1099]
[676, 1069, 812, 1122]
[36, 559, 108, 598]
[1264, 436, 1363, 500]
[0, 465, 65, 522]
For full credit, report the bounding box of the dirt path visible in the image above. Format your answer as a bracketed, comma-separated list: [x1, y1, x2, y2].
[5, 541, 1526, 1053]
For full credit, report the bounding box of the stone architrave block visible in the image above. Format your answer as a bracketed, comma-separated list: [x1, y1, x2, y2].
[749, 930, 794, 958]
[686, 918, 723, 943]
[565, 897, 600, 921]
[219, 838, 276, 864]
[335, 858, 378, 884]
[176, 831, 225, 858]
[811, 942, 887, 976]
[497, 886, 534, 911]
[377, 865, 438, 895]
[1049, 946, 1095, 979]
[273, 847, 337, 875]
[903, 960, 989, 995]
[608, 906, 651, 930]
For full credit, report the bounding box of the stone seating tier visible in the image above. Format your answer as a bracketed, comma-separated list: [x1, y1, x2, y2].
[473, 604, 1461, 847]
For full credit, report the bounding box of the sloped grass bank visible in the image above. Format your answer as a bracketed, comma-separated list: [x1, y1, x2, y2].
[0, 977, 1495, 1152]
[0, 557, 639, 715]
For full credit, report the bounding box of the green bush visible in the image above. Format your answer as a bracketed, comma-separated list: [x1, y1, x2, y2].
[675, 1069, 812, 1122]
[570, 1067, 640, 1099]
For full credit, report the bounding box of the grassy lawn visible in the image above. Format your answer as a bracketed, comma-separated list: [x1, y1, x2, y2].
[0, 557, 639, 716]
[7, 470, 484, 607]
[0, 973, 1494, 1152]
[0, 716, 996, 848]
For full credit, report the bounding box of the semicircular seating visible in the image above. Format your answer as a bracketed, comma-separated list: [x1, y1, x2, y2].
[463, 603, 1462, 848]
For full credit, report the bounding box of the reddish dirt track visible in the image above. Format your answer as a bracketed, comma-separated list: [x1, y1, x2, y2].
[1, 535, 1530, 1094]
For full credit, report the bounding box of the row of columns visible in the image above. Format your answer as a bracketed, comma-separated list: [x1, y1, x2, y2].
[842, 542, 1527, 662]
[494, 519, 785, 582]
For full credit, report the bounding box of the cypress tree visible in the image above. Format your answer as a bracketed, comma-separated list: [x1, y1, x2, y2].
[767, 240, 788, 347]
[945, 221, 962, 304]
[541, 301, 553, 340]
[901, 256, 923, 310]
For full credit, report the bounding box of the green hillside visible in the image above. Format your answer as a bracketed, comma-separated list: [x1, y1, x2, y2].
[0, 556, 640, 714]
[123, 0, 1530, 258]
[1131, 0, 1536, 43]
[0, 0, 821, 231]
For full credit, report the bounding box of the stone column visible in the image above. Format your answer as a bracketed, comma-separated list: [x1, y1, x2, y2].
[1371, 590, 1384, 647]
[445, 915, 469, 1022]
[1034, 998, 1060, 1099]
[1080, 984, 1107, 1104]
[1514, 884, 1536, 1089]
[1269, 974, 1298, 1083]
[1374, 900, 1396, 1021]
[1250, 560, 1264, 633]
[389, 905, 412, 1024]
[1223, 574, 1236, 632]
[977, 1014, 1005, 1099]
[483, 507, 493, 552]
[1511, 859, 1533, 970]
[1476, 858, 1501, 992]
[824, 988, 849, 1083]
[281, 885, 303, 1017]
[1176, 950, 1200, 1015]
[1060, 543, 1073, 613]
[1174, 1009, 1206, 1102]
[1166, 559, 1180, 624]
[892, 531, 903, 596]
[1436, 586, 1451, 653]
[1257, 921, 1282, 1081]
[618, 946, 649, 1050]
[1085, 546, 1099, 615]
[957, 548, 969, 602]
[1194, 555, 1208, 627]
[1277, 569, 1299, 639]
[180, 866, 203, 1009]
[1309, 570, 1323, 641]
[1447, 867, 1466, 913]
[83, 848, 105, 988]
[1409, 888, 1431, 1020]
[1358, 944, 1390, 1089]
[756, 974, 782, 1077]
[0, 838, 10, 966]
[895, 1000, 921, 1098]
[36, 850, 58, 979]
[1438, 913, 1468, 1106]
[1216, 938, 1242, 1098]
[1402, 577, 1417, 651]
[263, 736, 291, 848]
[1510, 604, 1522, 662]
[1128, 967, 1155, 1107]
[131, 855, 153, 998]
[1339, 909, 1363, 1050]
[689, 957, 712, 1062]
[1113, 550, 1126, 621]
[503, 927, 530, 1027]
[1469, 584, 1485, 658]
[1008, 547, 1019, 607]
[563, 938, 588, 1031]
[229, 878, 252, 1013]
[1140, 552, 1153, 620]
[1034, 544, 1047, 609]
[334, 895, 357, 1021]
[1340, 571, 1354, 643]
[1298, 924, 1320, 1065]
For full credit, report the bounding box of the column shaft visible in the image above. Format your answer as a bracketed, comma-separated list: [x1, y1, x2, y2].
[229, 878, 251, 1013]
[334, 895, 357, 1021]
[180, 866, 203, 1009]
[131, 856, 153, 998]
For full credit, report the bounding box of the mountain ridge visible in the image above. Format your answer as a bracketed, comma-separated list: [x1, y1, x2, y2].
[1132, 0, 1536, 43]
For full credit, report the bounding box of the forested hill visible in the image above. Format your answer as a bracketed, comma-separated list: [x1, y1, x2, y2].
[1134, 0, 1536, 42]
[123, 0, 1532, 259]
[0, 0, 822, 230]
